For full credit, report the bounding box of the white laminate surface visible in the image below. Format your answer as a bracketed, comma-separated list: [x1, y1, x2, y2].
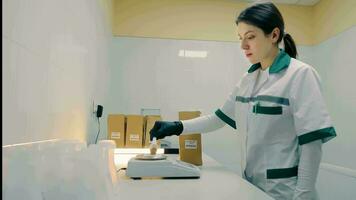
[113, 154, 273, 200]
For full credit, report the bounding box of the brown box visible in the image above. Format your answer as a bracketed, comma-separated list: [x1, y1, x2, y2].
[143, 115, 162, 147]
[178, 111, 202, 166]
[107, 114, 125, 148]
[125, 115, 144, 148]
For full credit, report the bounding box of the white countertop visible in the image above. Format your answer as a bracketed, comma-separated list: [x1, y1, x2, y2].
[113, 154, 273, 200]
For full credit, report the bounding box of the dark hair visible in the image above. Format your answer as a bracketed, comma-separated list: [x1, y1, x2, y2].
[236, 2, 297, 58]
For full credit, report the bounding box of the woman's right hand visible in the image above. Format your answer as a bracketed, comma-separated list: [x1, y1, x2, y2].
[149, 121, 183, 140]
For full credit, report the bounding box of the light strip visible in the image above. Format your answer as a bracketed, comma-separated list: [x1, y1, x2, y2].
[114, 148, 164, 154]
[178, 50, 208, 58]
[320, 162, 356, 178]
[114, 148, 165, 168]
[2, 139, 61, 148]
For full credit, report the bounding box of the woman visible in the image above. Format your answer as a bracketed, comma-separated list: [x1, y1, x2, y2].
[150, 2, 336, 200]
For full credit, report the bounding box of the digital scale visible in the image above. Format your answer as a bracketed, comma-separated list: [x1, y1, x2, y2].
[126, 154, 201, 179]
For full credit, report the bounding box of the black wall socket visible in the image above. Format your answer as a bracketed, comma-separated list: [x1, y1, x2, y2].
[96, 105, 103, 118]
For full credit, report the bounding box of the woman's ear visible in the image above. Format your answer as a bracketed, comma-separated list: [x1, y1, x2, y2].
[271, 27, 280, 43]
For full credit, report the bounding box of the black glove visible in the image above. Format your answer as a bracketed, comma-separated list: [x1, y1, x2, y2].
[149, 121, 183, 140]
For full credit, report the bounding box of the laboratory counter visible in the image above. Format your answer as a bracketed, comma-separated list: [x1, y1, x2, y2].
[114, 154, 273, 200]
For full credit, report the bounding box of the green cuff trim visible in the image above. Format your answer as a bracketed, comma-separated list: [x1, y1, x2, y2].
[253, 105, 283, 115]
[267, 166, 298, 179]
[298, 127, 337, 145]
[215, 109, 236, 129]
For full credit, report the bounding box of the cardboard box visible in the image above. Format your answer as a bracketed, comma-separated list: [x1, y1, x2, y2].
[178, 111, 202, 166]
[107, 114, 125, 148]
[125, 115, 144, 148]
[143, 115, 162, 147]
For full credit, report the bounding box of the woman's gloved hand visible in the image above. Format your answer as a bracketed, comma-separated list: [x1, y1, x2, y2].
[149, 121, 183, 140]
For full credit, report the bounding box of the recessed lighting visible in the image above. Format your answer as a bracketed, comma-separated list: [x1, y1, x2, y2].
[178, 50, 208, 58]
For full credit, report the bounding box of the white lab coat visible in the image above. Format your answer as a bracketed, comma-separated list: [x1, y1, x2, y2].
[215, 50, 336, 200]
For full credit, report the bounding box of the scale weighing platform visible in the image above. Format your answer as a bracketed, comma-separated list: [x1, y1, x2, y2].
[126, 154, 200, 179]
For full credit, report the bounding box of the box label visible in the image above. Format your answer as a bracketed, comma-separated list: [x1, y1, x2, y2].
[129, 134, 140, 141]
[185, 140, 197, 149]
[111, 132, 121, 139]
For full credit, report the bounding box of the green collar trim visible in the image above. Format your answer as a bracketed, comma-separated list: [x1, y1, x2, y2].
[247, 49, 291, 74]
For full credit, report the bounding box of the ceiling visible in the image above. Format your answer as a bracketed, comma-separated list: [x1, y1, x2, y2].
[234, 0, 320, 6]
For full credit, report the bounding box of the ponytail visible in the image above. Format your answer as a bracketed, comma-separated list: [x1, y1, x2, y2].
[283, 33, 297, 58]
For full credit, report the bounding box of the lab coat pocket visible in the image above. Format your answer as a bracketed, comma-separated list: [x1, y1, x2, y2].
[252, 104, 283, 115]
[266, 166, 298, 200]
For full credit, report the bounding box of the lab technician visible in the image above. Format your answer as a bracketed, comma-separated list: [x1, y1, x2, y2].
[150, 2, 336, 200]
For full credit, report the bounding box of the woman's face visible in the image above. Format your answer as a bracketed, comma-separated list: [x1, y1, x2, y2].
[237, 22, 277, 64]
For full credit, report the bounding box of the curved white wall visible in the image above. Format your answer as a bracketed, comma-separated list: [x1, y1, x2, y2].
[306, 26, 356, 199]
[2, 0, 111, 145]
